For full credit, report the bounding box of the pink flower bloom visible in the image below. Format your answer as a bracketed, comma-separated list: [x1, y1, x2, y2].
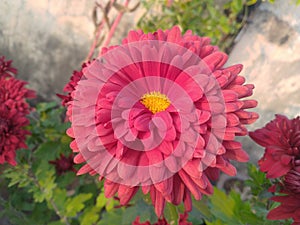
[66, 26, 258, 216]
[250, 114, 300, 178]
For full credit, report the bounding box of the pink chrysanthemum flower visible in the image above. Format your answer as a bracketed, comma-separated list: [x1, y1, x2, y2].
[66, 26, 258, 216]
[0, 56, 17, 78]
[250, 114, 300, 178]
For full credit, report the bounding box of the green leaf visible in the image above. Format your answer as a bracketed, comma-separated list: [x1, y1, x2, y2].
[34, 141, 59, 160]
[191, 197, 211, 221]
[80, 206, 101, 225]
[121, 197, 157, 224]
[96, 192, 108, 209]
[65, 193, 93, 217]
[47, 221, 65, 225]
[36, 101, 57, 114]
[209, 188, 235, 220]
[97, 208, 125, 225]
[50, 188, 68, 214]
[165, 202, 179, 225]
[205, 219, 224, 225]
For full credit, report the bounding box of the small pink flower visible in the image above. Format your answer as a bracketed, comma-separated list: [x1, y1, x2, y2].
[250, 114, 300, 178]
[66, 26, 258, 216]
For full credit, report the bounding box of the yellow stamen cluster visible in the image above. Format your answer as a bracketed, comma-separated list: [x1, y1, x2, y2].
[140, 91, 171, 114]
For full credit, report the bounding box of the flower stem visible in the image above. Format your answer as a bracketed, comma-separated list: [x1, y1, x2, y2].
[99, 0, 130, 52]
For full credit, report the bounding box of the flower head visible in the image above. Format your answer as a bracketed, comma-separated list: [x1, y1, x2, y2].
[0, 56, 17, 78]
[57, 62, 90, 107]
[0, 76, 36, 114]
[0, 105, 30, 165]
[49, 153, 77, 175]
[66, 26, 258, 216]
[267, 179, 300, 225]
[250, 114, 300, 178]
[0, 56, 35, 166]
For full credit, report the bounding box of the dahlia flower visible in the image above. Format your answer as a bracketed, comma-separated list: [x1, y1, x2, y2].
[249, 114, 300, 178]
[49, 153, 77, 175]
[66, 26, 258, 216]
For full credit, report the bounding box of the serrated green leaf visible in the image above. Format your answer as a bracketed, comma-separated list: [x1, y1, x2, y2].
[36, 102, 57, 114]
[51, 188, 68, 214]
[98, 208, 125, 225]
[96, 192, 107, 209]
[80, 206, 101, 225]
[65, 193, 92, 217]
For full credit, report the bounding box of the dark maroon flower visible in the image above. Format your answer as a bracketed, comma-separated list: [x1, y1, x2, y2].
[0, 76, 36, 114]
[0, 56, 17, 78]
[267, 166, 300, 224]
[132, 212, 192, 225]
[284, 165, 300, 194]
[267, 192, 300, 224]
[250, 114, 300, 224]
[250, 114, 300, 178]
[0, 105, 30, 166]
[0, 56, 35, 166]
[57, 62, 91, 107]
[49, 153, 77, 175]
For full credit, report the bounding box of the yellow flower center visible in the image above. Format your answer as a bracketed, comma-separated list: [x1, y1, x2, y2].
[140, 91, 171, 114]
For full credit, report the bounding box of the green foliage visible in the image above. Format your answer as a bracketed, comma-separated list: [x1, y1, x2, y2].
[97, 192, 159, 225]
[138, 0, 257, 52]
[0, 102, 111, 225]
[187, 164, 292, 225]
[203, 187, 261, 225]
